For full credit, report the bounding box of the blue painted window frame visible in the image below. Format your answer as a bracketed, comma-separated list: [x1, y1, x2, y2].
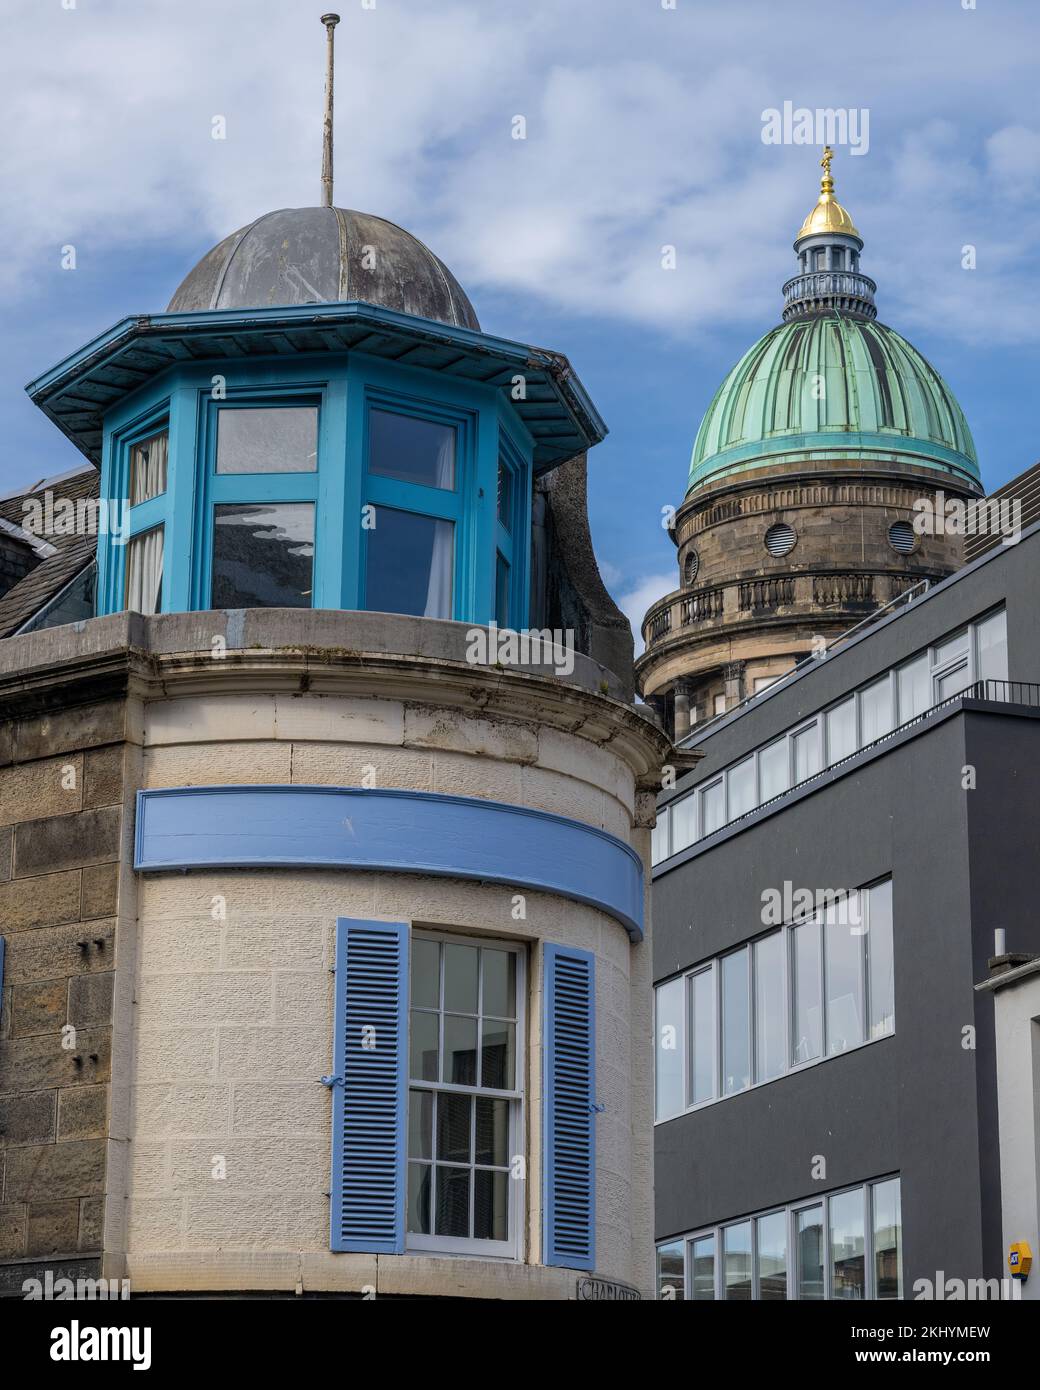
[96, 353, 535, 625]
[192, 385, 326, 610]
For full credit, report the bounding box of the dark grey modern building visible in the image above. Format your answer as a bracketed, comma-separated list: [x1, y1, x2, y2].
[651, 497, 1040, 1300]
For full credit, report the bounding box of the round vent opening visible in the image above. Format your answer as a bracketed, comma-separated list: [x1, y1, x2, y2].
[683, 549, 700, 586]
[764, 522, 796, 557]
[888, 520, 916, 554]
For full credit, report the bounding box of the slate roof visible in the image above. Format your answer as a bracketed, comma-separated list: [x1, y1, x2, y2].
[0, 468, 98, 638]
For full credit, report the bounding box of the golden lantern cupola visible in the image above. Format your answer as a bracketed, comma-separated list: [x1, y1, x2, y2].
[784, 145, 876, 321]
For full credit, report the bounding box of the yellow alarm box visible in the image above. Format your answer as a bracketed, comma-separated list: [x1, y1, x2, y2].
[1008, 1241, 1032, 1279]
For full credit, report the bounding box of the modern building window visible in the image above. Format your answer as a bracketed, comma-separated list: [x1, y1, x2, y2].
[129, 428, 168, 505]
[756, 1210, 788, 1300]
[672, 794, 697, 855]
[369, 408, 456, 489]
[721, 948, 751, 1096]
[655, 879, 892, 1121]
[659, 1177, 901, 1300]
[366, 508, 453, 620]
[655, 975, 685, 1120]
[872, 1177, 903, 1298]
[406, 933, 522, 1257]
[125, 525, 164, 615]
[689, 967, 716, 1105]
[212, 502, 314, 608]
[723, 1221, 752, 1300]
[653, 607, 1008, 867]
[215, 405, 318, 474]
[754, 932, 785, 1083]
[796, 1204, 825, 1300]
[656, 1240, 686, 1299]
[651, 809, 670, 867]
[830, 1186, 866, 1299]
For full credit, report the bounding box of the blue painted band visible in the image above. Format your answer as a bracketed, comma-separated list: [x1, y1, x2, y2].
[134, 784, 644, 940]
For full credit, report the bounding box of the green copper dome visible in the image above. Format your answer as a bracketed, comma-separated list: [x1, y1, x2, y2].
[688, 313, 980, 495]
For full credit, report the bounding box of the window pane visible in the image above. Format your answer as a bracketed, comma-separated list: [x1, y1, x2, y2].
[721, 949, 750, 1096]
[872, 1179, 902, 1299]
[481, 949, 515, 1019]
[497, 461, 513, 524]
[657, 1241, 685, 1300]
[672, 795, 697, 853]
[369, 409, 456, 489]
[825, 904, 864, 1054]
[435, 1167, 470, 1237]
[437, 1092, 472, 1164]
[407, 1162, 431, 1234]
[860, 677, 893, 744]
[216, 406, 317, 473]
[475, 1097, 509, 1167]
[934, 630, 969, 665]
[366, 507, 453, 619]
[408, 1090, 433, 1159]
[480, 1019, 515, 1090]
[975, 609, 1007, 683]
[723, 1222, 752, 1300]
[689, 968, 715, 1105]
[826, 697, 857, 763]
[126, 526, 164, 616]
[495, 554, 510, 627]
[792, 724, 821, 782]
[444, 943, 478, 1014]
[728, 757, 756, 819]
[796, 1205, 825, 1299]
[792, 916, 822, 1064]
[830, 1188, 866, 1299]
[212, 502, 313, 608]
[754, 932, 785, 1083]
[897, 654, 930, 721]
[651, 807, 670, 865]
[443, 1015, 477, 1085]
[702, 780, 725, 836]
[410, 1010, 439, 1081]
[759, 740, 789, 801]
[937, 662, 971, 701]
[691, 1234, 715, 1300]
[130, 429, 168, 504]
[473, 1168, 509, 1241]
[756, 1210, 787, 1300]
[867, 880, 895, 1039]
[410, 937, 440, 1011]
[655, 977, 685, 1120]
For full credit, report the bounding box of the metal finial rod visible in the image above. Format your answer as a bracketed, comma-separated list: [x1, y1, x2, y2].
[320, 14, 341, 208]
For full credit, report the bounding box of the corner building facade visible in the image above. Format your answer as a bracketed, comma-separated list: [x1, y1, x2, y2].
[0, 203, 681, 1298]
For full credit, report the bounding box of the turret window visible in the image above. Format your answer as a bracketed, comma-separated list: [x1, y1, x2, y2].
[369, 408, 456, 490]
[365, 508, 453, 620]
[215, 405, 317, 474]
[211, 502, 315, 609]
[125, 525, 164, 616]
[129, 429, 168, 506]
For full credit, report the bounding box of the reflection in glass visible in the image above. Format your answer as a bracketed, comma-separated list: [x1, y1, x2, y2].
[443, 1014, 477, 1085]
[369, 408, 456, 489]
[480, 1019, 515, 1090]
[825, 906, 864, 1054]
[212, 502, 314, 608]
[655, 977, 685, 1120]
[435, 1166, 470, 1237]
[475, 1097, 509, 1167]
[216, 406, 317, 473]
[409, 1009, 439, 1082]
[691, 1234, 715, 1300]
[444, 943, 479, 1014]
[689, 968, 715, 1105]
[756, 1211, 787, 1300]
[867, 880, 895, 1039]
[975, 609, 1007, 683]
[796, 1205, 825, 1299]
[721, 949, 750, 1096]
[365, 507, 453, 619]
[723, 1222, 752, 1300]
[792, 917, 822, 1064]
[656, 1241, 685, 1300]
[410, 936, 440, 1010]
[830, 1188, 866, 1299]
[408, 1090, 433, 1159]
[482, 949, 515, 1019]
[754, 932, 785, 1083]
[474, 1169, 508, 1241]
[407, 1162, 431, 1234]
[436, 1092, 471, 1164]
[872, 1178, 902, 1298]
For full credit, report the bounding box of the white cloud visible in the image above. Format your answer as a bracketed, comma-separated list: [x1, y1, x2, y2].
[1, 0, 1039, 349]
[617, 571, 676, 657]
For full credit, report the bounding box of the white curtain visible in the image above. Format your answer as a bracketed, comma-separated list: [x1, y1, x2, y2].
[127, 526, 164, 615]
[131, 430, 168, 505]
[424, 518, 453, 619]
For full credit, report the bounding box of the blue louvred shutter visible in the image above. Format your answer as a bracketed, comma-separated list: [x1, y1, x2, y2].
[543, 942, 596, 1270]
[330, 918, 408, 1253]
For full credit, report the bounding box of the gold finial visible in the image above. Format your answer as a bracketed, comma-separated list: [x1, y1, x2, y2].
[795, 144, 860, 242]
[320, 14, 341, 209]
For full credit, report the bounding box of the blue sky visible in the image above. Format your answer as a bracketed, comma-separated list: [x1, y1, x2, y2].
[2, 0, 1038, 640]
